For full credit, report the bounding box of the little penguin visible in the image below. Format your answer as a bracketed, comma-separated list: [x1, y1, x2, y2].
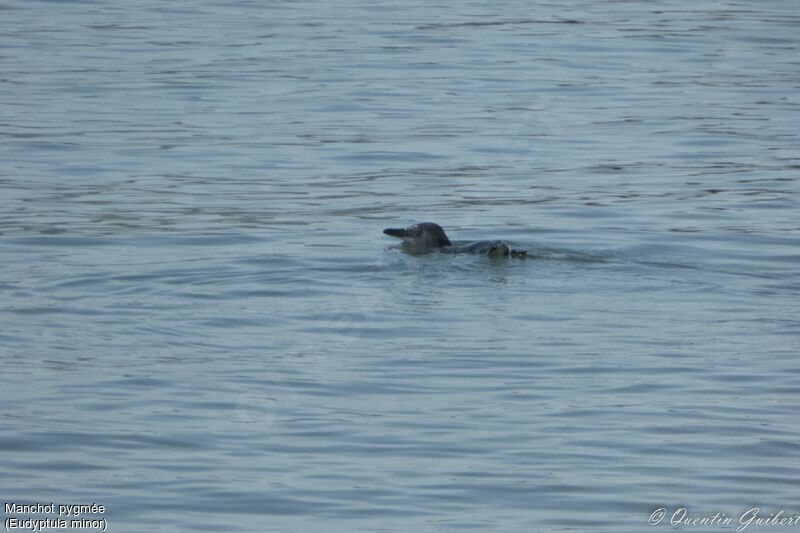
[383, 222, 527, 258]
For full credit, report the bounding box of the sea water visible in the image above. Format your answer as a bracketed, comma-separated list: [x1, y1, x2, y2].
[1, 0, 799, 531]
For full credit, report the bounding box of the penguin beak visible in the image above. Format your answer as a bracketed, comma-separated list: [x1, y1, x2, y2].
[383, 228, 408, 239]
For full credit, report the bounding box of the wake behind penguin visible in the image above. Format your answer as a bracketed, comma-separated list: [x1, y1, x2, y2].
[383, 222, 527, 258]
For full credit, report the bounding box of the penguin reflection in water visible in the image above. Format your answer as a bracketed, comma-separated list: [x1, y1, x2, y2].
[383, 222, 527, 258]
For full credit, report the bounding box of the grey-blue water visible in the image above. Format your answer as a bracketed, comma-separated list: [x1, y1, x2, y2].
[2, 1, 799, 531]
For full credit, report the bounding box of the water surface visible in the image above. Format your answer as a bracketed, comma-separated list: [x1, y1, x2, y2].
[1, 0, 799, 531]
